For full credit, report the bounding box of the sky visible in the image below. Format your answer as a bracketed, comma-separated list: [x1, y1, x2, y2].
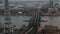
[9, 0, 49, 1]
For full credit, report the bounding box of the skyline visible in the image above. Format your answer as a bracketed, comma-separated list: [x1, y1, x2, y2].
[1, 0, 59, 2]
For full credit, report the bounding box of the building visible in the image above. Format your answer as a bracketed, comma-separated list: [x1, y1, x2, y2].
[0, 0, 3, 4]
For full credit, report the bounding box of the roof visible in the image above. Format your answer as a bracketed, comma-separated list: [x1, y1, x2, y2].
[0, 4, 16, 7]
[17, 5, 23, 7]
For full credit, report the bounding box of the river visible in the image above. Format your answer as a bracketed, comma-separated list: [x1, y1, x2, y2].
[0, 15, 60, 29]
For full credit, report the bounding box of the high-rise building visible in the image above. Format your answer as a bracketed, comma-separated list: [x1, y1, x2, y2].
[49, 0, 59, 7]
[0, 0, 3, 4]
[53, 0, 59, 3]
[53, 0, 59, 7]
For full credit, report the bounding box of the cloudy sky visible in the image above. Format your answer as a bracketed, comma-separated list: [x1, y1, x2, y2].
[9, 0, 49, 1]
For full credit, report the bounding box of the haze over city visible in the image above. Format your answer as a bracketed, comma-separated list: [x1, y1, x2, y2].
[9, 0, 49, 1]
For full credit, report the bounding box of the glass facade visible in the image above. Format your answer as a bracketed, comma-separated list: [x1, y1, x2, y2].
[0, 0, 3, 4]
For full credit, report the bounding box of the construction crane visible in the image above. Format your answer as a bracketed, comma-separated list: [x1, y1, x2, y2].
[4, 0, 13, 34]
[24, 7, 44, 34]
[22, 0, 56, 34]
[24, 0, 57, 34]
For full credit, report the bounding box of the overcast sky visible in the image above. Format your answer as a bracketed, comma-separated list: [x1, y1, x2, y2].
[9, 0, 49, 1]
